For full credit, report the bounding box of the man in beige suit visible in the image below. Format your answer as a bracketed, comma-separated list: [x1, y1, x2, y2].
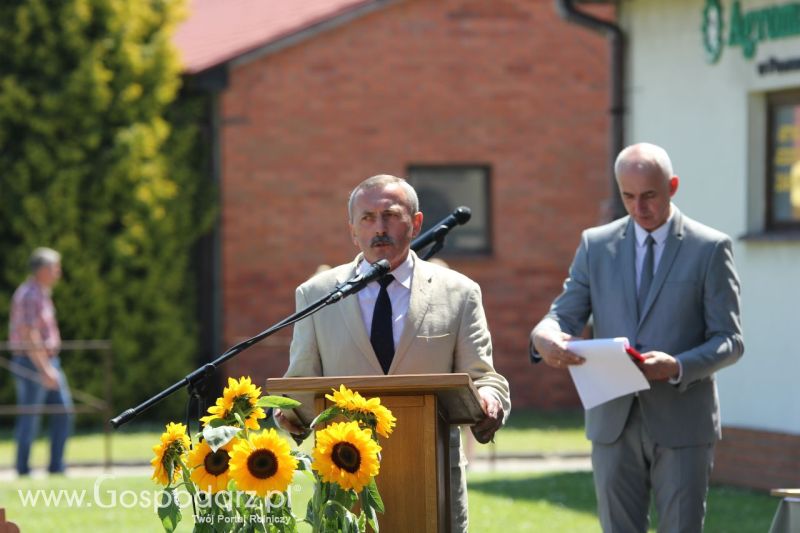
[277, 174, 510, 532]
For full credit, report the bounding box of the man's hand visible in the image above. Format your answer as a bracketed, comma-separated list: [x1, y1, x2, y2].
[635, 351, 680, 382]
[273, 409, 307, 435]
[39, 364, 59, 390]
[531, 328, 585, 369]
[471, 388, 504, 444]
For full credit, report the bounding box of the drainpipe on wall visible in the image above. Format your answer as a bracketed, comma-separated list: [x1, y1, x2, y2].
[555, 0, 626, 220]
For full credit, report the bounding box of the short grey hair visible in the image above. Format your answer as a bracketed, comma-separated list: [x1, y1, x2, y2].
[347, 174, 420, 221]
[29, 247, 61, 273]
[614, 142, 674, 182]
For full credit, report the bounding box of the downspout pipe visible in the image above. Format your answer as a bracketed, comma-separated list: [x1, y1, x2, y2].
[556, 0, 626, 220]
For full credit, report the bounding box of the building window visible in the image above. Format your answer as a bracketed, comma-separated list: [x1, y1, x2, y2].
[407, 165, 491, 255]
[767, 91, 800, 230]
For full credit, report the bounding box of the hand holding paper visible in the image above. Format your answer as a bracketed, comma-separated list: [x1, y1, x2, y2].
[566, 337, 650, 410]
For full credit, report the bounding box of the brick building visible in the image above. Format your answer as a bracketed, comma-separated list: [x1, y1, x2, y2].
[175, 0, 613, 410]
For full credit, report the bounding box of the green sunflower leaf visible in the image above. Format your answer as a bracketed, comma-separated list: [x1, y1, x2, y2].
[157, 489, 182, 532]
[357, 511, 368, 533]
[305, 494, 316, 526]
[310, 407, 343, 428]
[202, 424, 240, 452]
[257, 395, 301, 409]
[208, 418, 226, 428]
[165, 459, 175, 486]
[364, 478, 385, 513]
[342, 507, 360, 533]
[192, 521, 214, 533]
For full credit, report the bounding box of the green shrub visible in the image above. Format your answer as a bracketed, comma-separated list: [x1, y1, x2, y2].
[0, 0, 215, 423]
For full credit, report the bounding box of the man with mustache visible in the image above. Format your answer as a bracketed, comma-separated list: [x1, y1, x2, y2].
[277, 174, 510, 531]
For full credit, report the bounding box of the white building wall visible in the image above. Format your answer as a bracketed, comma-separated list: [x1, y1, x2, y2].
[621, 0, 800, 434]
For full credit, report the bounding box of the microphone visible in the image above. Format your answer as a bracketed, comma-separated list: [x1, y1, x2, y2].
[326, 259, 391, 304]
[411, 206, 472, 252]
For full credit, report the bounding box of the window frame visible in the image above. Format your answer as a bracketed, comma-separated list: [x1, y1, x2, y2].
[406, 163, 493, 257]
[766, 89, 800, 232]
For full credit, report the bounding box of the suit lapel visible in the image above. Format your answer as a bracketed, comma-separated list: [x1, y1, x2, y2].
[619, 219, 639, 324]
[638, 208, 685, 327]
[390, 252, 431, 373]
[337, 255, 385, 373]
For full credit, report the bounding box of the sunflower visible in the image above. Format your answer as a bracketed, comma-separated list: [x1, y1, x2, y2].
[313, 421, 381, 492]
[325, 385, 364, 411]
[229, 429, 297, 496]
[325, 385, 396, 438]
[200, 376, 266, 430]
[151, 422, 190, 486]
[369, 403, 396, 439]
[188, 438, 237, 493]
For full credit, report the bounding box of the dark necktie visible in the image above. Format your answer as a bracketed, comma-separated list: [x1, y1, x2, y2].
[637, 234, 655, 315]
[371, 275, 395, 374]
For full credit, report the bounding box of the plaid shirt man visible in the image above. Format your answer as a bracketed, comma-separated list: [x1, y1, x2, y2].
[10, 278, 61, 355]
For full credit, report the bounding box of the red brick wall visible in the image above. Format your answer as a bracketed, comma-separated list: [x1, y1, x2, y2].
[217, 0, 612, 409]
[713, 427, 800, 491]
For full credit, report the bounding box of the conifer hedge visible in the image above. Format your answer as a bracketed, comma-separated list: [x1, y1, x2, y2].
[0, 0, 215, 423]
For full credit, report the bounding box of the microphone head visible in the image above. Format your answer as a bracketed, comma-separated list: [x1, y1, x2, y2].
[453, 206, 472, 225]
[373, 259, 391, 274]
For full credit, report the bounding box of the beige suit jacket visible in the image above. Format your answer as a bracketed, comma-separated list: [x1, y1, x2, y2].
[284, 251, 511, 464]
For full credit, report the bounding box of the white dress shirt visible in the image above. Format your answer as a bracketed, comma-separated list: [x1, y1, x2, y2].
[356, 253, 414, 348]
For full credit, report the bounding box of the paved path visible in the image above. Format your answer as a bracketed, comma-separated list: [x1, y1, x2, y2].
[468, 454, 592, 474]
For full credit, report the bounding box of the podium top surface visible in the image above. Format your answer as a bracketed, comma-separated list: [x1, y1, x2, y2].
[265, 373, 484, 424]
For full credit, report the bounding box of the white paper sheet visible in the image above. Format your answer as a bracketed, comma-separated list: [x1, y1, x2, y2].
[566, 337, 650, 410]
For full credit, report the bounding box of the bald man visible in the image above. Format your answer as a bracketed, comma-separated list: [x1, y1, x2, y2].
[530, 143, 743, 533]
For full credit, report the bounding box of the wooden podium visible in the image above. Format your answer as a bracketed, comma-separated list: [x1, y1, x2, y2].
[265, 373, 484, 532]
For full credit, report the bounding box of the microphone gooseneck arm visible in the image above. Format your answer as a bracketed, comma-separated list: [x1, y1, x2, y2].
[110, 259, 391, 428]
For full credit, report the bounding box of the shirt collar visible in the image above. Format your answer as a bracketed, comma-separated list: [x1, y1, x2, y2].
[357, 252, 414, 289]
[634, 205, 675, 247]
[27, 276, 52, 296]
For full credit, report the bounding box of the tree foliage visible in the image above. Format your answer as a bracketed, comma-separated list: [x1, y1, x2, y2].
[0, 0, 215, 422]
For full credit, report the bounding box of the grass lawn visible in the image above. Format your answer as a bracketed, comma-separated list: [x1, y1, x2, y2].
[1, 471, 317, 532]
[0, 411, 779, 532]
[469, 471, 777, 533]
[2, 470, 777, 532]
[478, 409, 590, 456]
[0, 408, 589, 469]
[0, 425, 163, 469]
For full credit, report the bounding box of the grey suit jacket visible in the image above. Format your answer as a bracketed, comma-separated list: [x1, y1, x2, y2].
[534, 208, 743, 447]
[284, 251, 511, 463]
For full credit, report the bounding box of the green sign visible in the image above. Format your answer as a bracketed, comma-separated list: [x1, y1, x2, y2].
[702, 0, 800, 63]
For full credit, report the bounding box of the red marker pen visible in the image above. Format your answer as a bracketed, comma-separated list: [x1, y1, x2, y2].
[625, 345, 646, 363]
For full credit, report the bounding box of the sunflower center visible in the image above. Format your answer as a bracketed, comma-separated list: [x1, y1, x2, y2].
[204, 449, 230, 476]
[332, 442, 361, 473]
[247, 449, 278, 479]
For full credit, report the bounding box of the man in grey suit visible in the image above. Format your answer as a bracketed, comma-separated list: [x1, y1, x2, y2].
[530, 143, 743, 533]
[276, 174, 510, 532]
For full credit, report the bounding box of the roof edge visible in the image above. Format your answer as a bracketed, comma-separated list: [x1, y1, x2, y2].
[188, 0, 403, 75]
